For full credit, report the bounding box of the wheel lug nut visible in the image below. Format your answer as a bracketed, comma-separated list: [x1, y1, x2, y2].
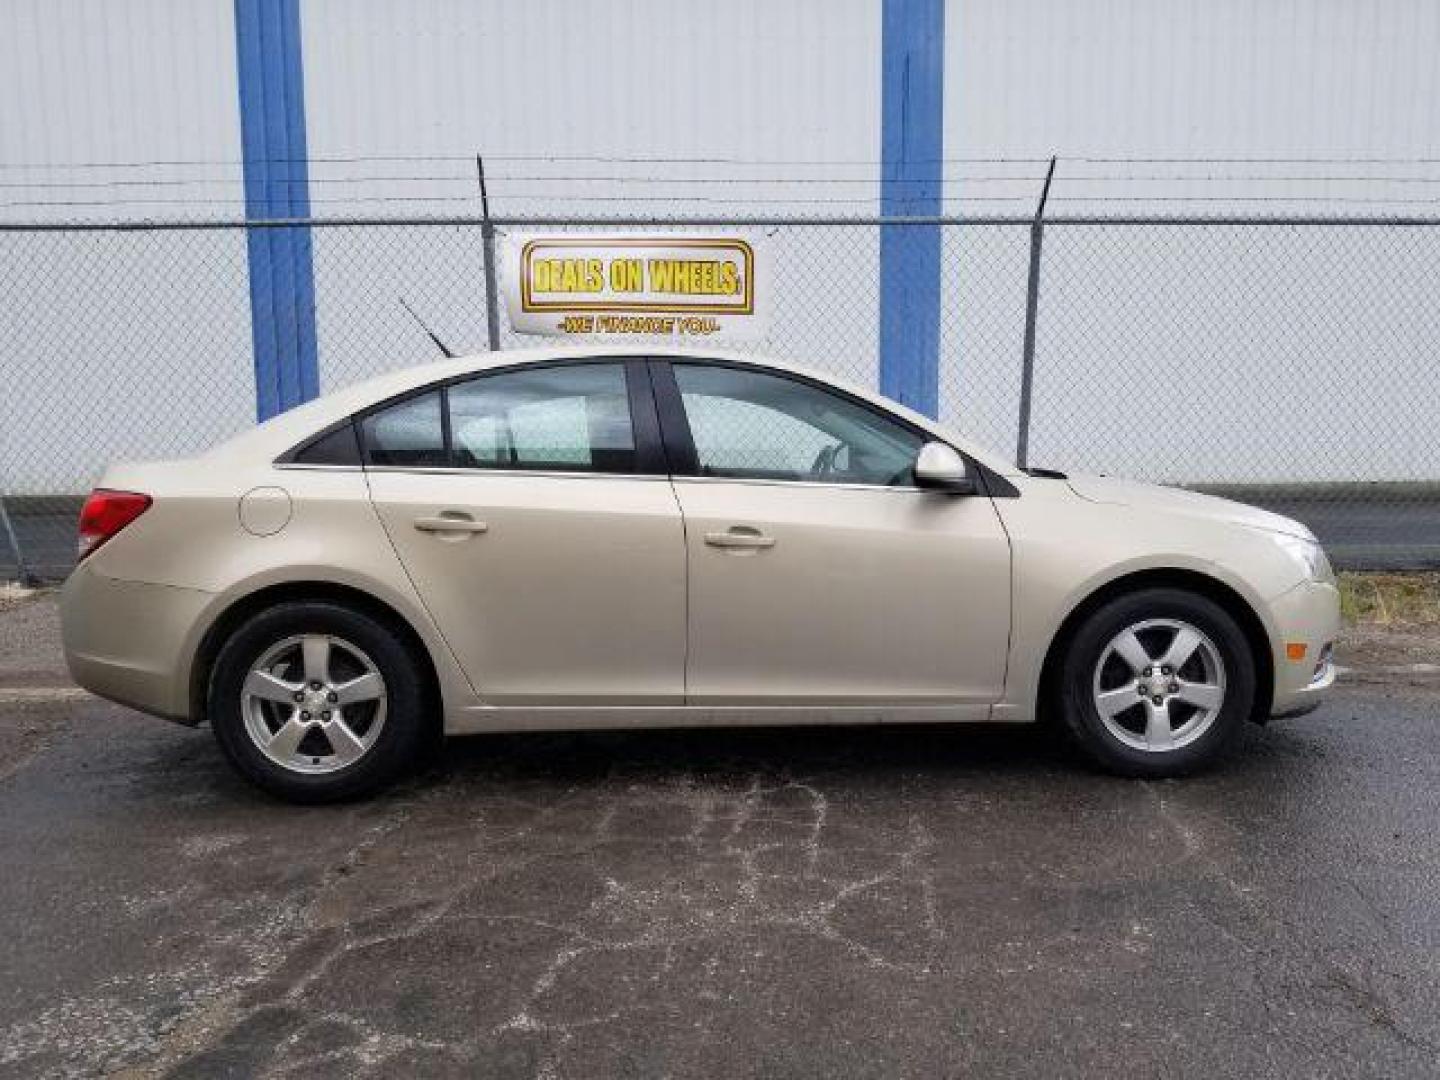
[327, 691, 338, 703]
[1143, 667, 1153, 677]
[1137, 685, 1147, 695]
[300, 710, 311, 721]
[1169, 683, 1179, 693]
[310, 681, 322, 691]
[1152, 696, 1164, 706]
[321, 711, 332, 721]
[292, 691, 305, 703]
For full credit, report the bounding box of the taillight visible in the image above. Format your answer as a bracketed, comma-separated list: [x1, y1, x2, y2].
[77, 489, 152, 561]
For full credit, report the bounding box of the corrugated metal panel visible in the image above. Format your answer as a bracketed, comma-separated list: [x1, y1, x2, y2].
[0, 0, 245, 221]
[0, 0, 253, 496]
[940, 0, 1440, 482]
[6, 0, 1440, 491]
[9, 0, 1440, 217]
[946, 0, 1440, 212]
[299, 0, 888, 393]
[299, 0, 883, 217]
[953, 0, 1440, 156]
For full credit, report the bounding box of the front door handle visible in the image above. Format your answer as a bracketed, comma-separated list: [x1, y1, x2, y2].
[704, 527, 776, 550]
[414, 513, 489, 535]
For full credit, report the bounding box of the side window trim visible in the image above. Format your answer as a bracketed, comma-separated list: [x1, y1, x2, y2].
[624, 359, 669, 476]
[438, 384, 454, 462]
[647, 359, 699, 476]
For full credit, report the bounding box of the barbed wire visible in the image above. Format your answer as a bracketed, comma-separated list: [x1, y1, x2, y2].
[16, 171, 1440, 192]
[11, 153, 1440, 213]
[0, 154, 1047, 170]
[7, 152, 1440, 171]
[0, 175, 1048, 190]
[14, 193, 1440, 212]
[0, 194, 1049, 210]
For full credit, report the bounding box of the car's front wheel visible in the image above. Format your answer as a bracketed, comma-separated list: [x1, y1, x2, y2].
[1058, 587, 1257, 777]
[208, 600, 429, 802]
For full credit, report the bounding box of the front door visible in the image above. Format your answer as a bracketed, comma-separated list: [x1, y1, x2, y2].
[363, 360, 686, 705]
[656, 359, 1011, 706]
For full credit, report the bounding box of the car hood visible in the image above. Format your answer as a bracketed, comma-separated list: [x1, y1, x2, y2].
[1064, 474, 1315, 540]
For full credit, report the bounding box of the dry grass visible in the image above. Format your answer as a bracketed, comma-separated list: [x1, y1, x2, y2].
[0, 583, 42, 611]
[1339, 572, 1440, 627]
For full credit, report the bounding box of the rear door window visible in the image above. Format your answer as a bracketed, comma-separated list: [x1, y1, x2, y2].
[448, 363, 637, 473]
[357, 363, 643, 474]
[360, 390, 447, 468]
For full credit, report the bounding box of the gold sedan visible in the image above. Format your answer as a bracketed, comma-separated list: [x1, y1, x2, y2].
[60, 348, 1340, 802]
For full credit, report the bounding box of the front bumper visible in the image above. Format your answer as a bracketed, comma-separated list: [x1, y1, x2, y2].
[61, 563, 214, 723]
[1265, 579, 1342, 718]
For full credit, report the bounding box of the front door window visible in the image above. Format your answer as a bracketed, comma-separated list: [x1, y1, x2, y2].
[672, 363, 925, 486]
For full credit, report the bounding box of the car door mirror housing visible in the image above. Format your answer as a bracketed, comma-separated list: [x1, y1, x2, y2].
[913, 442, 975, 493]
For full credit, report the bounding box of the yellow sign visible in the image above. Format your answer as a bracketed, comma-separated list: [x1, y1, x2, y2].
[503, 233, 770, 340]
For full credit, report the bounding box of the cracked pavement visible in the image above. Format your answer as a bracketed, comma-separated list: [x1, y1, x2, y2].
[2, 601, 1440, 1076]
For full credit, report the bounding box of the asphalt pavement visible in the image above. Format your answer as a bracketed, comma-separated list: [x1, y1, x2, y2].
[2, 595, 1439, 1077]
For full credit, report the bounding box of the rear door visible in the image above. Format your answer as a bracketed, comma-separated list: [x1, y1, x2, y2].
[364, 359, 686, 705]
[654, 358, 1012, 707]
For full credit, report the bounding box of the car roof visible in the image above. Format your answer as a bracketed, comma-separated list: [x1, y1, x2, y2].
[204, 344, 1017, 474]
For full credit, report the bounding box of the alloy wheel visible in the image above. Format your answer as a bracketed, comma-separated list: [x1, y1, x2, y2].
[1091, 618, 1227, 752]
[240, 634, 388, 774]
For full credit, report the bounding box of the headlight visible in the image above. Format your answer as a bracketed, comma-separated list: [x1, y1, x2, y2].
[1271, 533, 1334, 583]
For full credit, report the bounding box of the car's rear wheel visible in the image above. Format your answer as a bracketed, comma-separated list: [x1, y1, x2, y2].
[208, 601, 429, 802]
[1058, 587, 1257, 777]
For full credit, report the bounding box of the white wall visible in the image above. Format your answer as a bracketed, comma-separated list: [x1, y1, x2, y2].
[297, 0, 884, 392]
[941, 0, 1440, 481]
[0, 0, 247, 221]
[952, 0, 1440, 166]
[4, 0, 1440, 491]
[0, 0, 255, 496]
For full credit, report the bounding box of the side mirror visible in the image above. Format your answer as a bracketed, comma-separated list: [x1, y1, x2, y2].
[913, 442, 975, 494]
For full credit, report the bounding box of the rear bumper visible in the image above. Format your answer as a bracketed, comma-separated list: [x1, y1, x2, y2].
[61, 564, 213, 723]
[1266, 579, 1342, 718]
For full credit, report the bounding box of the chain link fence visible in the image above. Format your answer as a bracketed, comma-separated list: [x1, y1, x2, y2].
[2, 214, 1438, 581]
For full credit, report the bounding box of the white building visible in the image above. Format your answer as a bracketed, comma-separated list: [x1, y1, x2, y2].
[3, 0, 1439, 493]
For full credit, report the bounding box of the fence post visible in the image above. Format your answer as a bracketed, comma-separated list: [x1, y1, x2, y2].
[477, 155, 502, 352]
[1015, 156, 1057, 470]
[0, 494, 37, 587]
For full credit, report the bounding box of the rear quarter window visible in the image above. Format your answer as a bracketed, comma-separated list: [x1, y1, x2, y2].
[288, 422, 362, 466]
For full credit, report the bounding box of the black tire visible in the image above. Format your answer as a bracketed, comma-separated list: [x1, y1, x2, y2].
[208, 600, 431, 803]
[1057, 587, 1257, 778]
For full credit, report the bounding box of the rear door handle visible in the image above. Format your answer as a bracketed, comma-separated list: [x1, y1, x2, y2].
[704, 527, 776, 550]
[414, 513, 489, 535]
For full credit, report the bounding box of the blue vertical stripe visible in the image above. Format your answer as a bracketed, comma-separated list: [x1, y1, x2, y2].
[235, 0, 318, 420]
[879, 0, 945, 417]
